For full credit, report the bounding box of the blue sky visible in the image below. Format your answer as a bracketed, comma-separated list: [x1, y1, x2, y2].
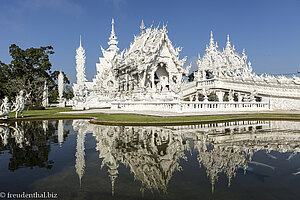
[1, 0, 300, 83]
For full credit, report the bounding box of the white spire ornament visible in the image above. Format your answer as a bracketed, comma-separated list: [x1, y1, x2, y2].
[76, 35, 87, 84]
[107, 19, 119, 51]
[42, 81, 49, 107]
[75, 129, 86, 187]
[58, 71, 65, 107]
[58, 71, 64, 100]
[226, 34, 231, 49]
[140, 20, 145, 33]
[209, 31, 215, 47]
[57, 120, 64, 147]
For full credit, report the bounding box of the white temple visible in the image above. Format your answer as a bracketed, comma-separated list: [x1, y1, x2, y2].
[72, 19, 300, 111]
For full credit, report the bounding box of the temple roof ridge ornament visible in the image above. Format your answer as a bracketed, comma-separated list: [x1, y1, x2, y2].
[226, 34, 231, 50]
[80, 35, 82, 47]
[209, 31, 215, 48]
[108, 18, 119, 51]
[140, 19, 145, 33]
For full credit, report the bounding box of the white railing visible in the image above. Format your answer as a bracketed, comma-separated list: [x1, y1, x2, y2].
[111, 101, 270, 113]
[197, 79, 215, 87]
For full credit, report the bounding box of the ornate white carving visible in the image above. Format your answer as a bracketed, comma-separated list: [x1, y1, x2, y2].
[57, 120, 64, 147]
[11, 90, 30, 118]
[76, 35, 87, 85]
[70, 120, 300, 195]
[58, 71, 65, 107]
[73, 120, 88, 186]
[58, 72, 64, 100]
[71, 21, 300, 111]
[0, 97, 10, 119]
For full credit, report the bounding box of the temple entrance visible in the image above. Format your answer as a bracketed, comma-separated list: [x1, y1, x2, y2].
[154, 63, 169, 92]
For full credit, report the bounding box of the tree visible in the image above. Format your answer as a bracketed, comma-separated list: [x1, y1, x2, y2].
[0, 44, 71, 106]
[63, 85, 74, 100]
[0, 61, 11, 98]
[49, 71, 71, 103]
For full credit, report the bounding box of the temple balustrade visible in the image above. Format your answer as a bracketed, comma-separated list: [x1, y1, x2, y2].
[182, 78, 300, 100]
[111, 101, 270, 112]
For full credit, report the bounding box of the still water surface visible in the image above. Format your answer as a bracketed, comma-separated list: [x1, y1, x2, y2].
[1, 120, 300, 200]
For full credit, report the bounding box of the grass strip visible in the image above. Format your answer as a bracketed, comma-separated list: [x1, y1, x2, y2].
[2, 107, 300, 125]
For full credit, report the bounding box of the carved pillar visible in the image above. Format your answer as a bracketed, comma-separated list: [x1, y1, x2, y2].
[203, 93, 209, 102]
[228, 90, 234, 102]
[196, 92, 200, 102]
[237, 92, 243, 102]
[216, 91, 223, 102]
[250, 93, 256, 102]
[151, 71, 155, 92]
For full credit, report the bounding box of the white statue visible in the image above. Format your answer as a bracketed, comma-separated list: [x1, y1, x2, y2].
[0, 96, 10, 119]
[11, 90, 29, 118]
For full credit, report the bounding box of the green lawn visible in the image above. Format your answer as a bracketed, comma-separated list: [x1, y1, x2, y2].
[6, 107, 300, 124]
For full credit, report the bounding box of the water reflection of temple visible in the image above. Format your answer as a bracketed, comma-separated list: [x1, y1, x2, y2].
[95, 126, 190, 195]
[1, 120, 299, 195]
[71, 120, 300, 195]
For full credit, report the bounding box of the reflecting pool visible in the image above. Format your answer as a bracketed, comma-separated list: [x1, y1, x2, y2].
[1, 120, 300, 200]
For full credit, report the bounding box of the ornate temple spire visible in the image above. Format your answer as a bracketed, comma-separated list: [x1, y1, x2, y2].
[80, 35, 82, 47]
[58, 71, 64, 100]
[109, 171, 117, 196]
[140, 19, 145, 33]
[75, 35, 87, 84]
[209, 31, 214, 47]
[226, 34, 231, 50]
[242, 49, 247, 63]
[75, 130, 86, 187]
[107, 158, 119, 196]
[108, 18, 119, 51]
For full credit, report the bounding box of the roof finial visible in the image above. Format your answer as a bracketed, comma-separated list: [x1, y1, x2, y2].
[242, 49, 246, 56]
[111, 18, 115, 36]
[140, 19, 145, 33]
[209, 31, 214, 47]
[226, 34, 231, 50]
[79, 35, 82, 47]
[108, 18, 119, 51]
